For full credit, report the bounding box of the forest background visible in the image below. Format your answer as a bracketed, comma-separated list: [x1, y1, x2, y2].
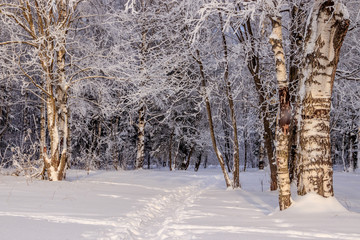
[0, 0, 359, 210]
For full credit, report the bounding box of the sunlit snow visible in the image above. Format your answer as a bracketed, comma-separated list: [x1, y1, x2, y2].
[0, 167, 359, 240]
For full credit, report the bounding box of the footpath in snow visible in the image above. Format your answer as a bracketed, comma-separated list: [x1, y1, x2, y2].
[0, 167, 360, 240]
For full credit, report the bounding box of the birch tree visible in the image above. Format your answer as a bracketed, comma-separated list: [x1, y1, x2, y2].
[297, 0, 350, 197]
[268, 1, 292, 210]
[0, 0, 109, 180]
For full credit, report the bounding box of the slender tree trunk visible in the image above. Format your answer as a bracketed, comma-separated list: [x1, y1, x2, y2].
[244, 128, 248, 172]
[173, 140, 180, 170]
[222, 106, 232, 173]
[269, 15, 292, 210]
[45, 93, 61, 181]
[168, 128, 174, 171]
[112, 117, 119, 170]
[136, 3, 148, 170]
[341, 133, 347, 171]
[357, 127, 360, 170]
[56, 49, 68, 180]
[195, 50, 232, 188]
[57, 0, 68, 180]
[219, 13, 240, 188]
[40, 95, 46, 179]
[43, 45, 67, 181]
[348, 132, 354, 172]
[135, 105, 146, 169]
[262, 97, 277, 191]
[184, 145, 194, 170]
[259, 143, 265, 170]
[204, 155, 208, 169]
[235, 19, 277, 190]
[352, 127, 358, 171]
[297, 0, 350, 197]
[195, 153, 202, 172]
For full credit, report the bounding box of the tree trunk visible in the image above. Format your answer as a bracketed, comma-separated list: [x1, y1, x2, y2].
[194, 153, 202, 172]
[112, 117, 119, 170]
[219, 13, 240, 188]
[235, 18, 278, 191]
[135, 105, 146, 169]
[40, 95, 46, 179]
[136, 3, 148, 170]
[269, 15, 292, 210]
[204, 155, 208, 169]
[341, 133, 347, 171]
[244, 129, 248, 172]
[348, 132, 354, 172]
[44, 93, 67, 181]
[297, 0, 350, 197]
[184, 146, 194, 170]
[352, 128, 358, 171]
[221, 106, 232, 173]
[288, 2, 306, 183]
[195, 49, 232, 188]
[169, 128, 174, 171]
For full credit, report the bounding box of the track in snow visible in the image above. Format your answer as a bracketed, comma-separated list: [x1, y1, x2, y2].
[102, 180, 205, 240]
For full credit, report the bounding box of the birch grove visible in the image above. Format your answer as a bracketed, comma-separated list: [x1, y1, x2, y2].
[0, 0, 111, 180]
[0, 1, 77, 180]
[0, 0, 358, 211]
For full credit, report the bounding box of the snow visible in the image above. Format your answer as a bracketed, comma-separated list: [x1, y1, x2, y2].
[0, 167, 359, 240]
[277, 193, 347, 215]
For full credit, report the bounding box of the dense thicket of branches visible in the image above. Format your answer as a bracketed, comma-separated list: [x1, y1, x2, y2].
[0, 0, 358, 207]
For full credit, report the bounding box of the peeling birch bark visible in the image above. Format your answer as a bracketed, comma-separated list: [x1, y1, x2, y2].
[297, 0, 350, 197]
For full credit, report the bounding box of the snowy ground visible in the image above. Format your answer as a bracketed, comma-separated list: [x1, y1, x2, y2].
[0, 167, 359, 240]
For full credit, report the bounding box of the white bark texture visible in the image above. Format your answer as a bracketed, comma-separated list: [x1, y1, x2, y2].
[29, 0, 71, 181]
[269, 16, 292, 210]
[297, 0, 350, 197]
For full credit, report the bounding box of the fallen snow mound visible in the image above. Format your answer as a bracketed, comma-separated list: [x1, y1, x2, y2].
[286, 193, 348, 214]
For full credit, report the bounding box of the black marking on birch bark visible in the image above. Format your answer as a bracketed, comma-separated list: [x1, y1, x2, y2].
[315, 36, 325, 48]
[276, 59, 284, 66]
[279, 87, 291, 134]
[320, 0, 335, 15]
[333, 19, 350, 54]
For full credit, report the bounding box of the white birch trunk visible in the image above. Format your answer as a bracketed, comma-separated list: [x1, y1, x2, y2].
[269, 15, 292, 210]
[297, 0, 350, 197]
[43, 0, 69, 181]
